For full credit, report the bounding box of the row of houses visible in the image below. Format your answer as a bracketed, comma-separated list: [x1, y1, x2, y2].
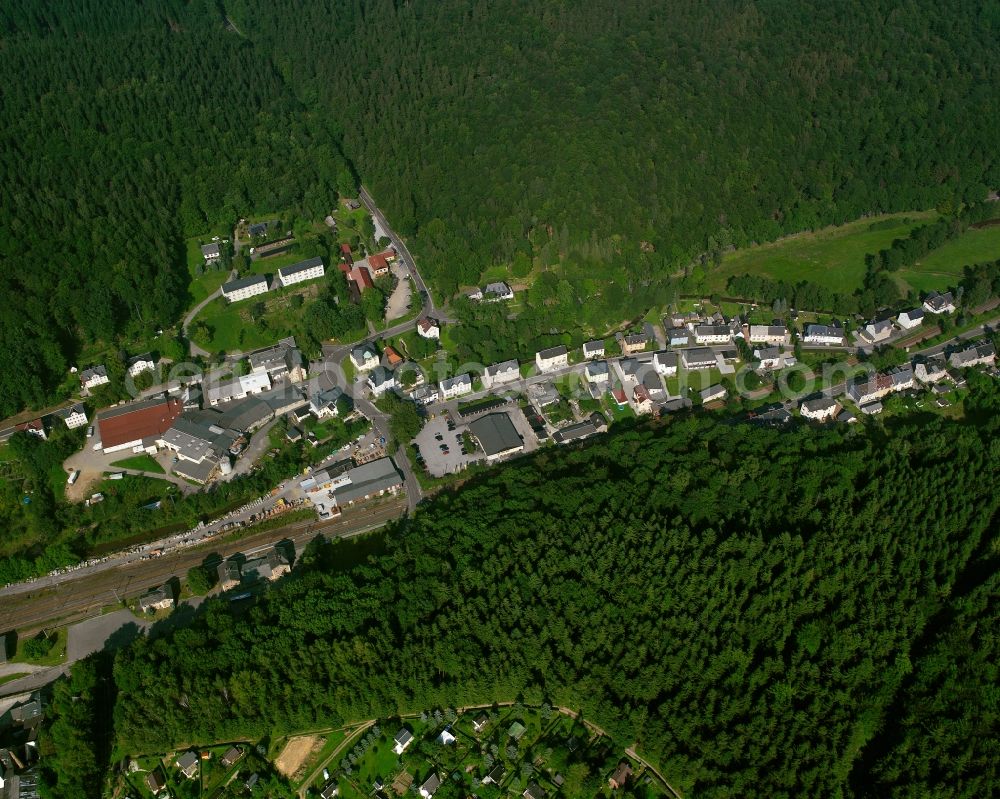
[221, 256, 328, 302]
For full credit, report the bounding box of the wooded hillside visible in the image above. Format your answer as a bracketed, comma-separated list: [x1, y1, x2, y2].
[4, 2, 1000, 415]
[96, 396, 1000, 798]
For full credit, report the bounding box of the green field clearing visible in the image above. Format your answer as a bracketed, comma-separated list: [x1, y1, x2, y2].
[185, 234, 230, 306]
[897, 224, 1000, 293]
[110, 454, 165, 474]
[706, 211, 937, 294]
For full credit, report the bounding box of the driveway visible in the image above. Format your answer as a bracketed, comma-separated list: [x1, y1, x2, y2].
[384, 261, 414, 321]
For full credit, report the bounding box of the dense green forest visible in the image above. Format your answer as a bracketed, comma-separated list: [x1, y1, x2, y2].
[0, 0, 350, 415]
[4, 1, 1000, 415]
[31, 382, 998, 798]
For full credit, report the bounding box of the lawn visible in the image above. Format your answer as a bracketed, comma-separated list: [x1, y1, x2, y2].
[11, 627, 68, 666]
[190, 286, 318, 353]
[897, 224, 1000, 293]
[705, 211, 937, 294]
[185, 234, 231, 307]
[111, 454, 165, 474]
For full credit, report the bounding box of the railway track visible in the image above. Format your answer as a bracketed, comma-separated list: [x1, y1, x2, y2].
[0, 499, 407, 632]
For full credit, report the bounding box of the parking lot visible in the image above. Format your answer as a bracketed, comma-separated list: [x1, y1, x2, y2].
[413, 413, 484, 477]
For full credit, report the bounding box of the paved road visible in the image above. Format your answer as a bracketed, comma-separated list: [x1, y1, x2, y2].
[183, 268, 236, 357]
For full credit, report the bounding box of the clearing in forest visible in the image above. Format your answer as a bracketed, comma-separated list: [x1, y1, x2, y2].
[275, 735, 322, 778]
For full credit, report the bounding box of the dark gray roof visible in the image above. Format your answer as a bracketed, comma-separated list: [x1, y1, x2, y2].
[583, 339, 605, 353]
[278, 256, 324, 278]
[223, 274, 268, 293]
[681, 347, 717, 365]
[553, 420, 599, 443]
[469, 413, 523, 457]
[538, 345, 568, 360]
[332, 458, 403, 504]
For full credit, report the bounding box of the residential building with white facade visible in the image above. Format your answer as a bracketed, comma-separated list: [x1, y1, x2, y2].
[483, 360, 520, 389]
[748, 325, 790, 345]
[127, 353, 156, 378]
[653, 351, 678, 377]
[55, 403, 88, 430]
[278, 256, 325, 287]
[803, 324, 845, 345]
[896, 308, 925, 329]
[800, 397, 840, 421]
[439, 374, 473, 400]
[222, 275, 269, 302]
[535, 346, 569, 372]
[350, 344, 380, 371]
[582, 340, 605, 359]
[206, 372, 272, 406]
[694, 325, 732, 345]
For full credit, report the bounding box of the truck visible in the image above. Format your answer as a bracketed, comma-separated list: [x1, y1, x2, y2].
[67, 469, 80, 485]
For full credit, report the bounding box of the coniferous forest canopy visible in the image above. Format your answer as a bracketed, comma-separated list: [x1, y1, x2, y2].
[38, 384, 1000, 799]
[3, 1, 1000, 413]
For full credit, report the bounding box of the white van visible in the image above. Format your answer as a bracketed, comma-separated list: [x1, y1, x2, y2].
[67, 470, 80, 485]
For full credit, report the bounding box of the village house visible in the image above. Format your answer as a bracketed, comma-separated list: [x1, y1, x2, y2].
[217, 561, 241, 591]
[127, 353, 156, 378]
[393, 729, 414, 755]
[367, 250, 394, 277]
[55, 403, 88, 430]
[249, 338, 307, 383]
[80, 365, 109, 393]
[585, 360, 610, 384]
[437, 728, 456, 746]
[535, 345, 569, 372]
[800, 397, 840, 421]
[610, 387, 628, 408]
[242, 548, 291, 582]
[483, 359, 520, 389]
[483, 765, 505, 785]
[145, 769, 167, 795]
[923, 290, 956, 314]
[896, 308, 925, 329]
[383, 346, 404, 367]
[914, 357, 948, 383]
[221, 275, 269, 303]
[949, 340, 996, 369]
[608, 762, 633, 790]
[472, 713, 489, 733]
[681, 347, 717, 370]
[848, 373, 894, 405]
[754, 347, 784, 371]
[483, 281, 514, 301]
[346, 263, 374, 293]
[310, 387, 345, 418]
[803, 324, 845, 345]
[439, 373, 473, 399]
[523, 783, 546, 799]
[633, 384, 654, 414]
[410, 385, 439, 405]
[890, 365, 915, 392]
[416, 317, 440, 339]
[748, 325, 790, 345]
[861, 401, 884, 415]
[419, 774, 441, 799]
[653, 351, 678, 377]
[582, 339, 605, 359]
[137, 584, 174, 613]
[700, 384, 727, 404]
[621, 332, 650, 355]
[220, 747, 243, 769]
[694, 324, 732, 345]
[861, 319, 894, 344]
[16, 418, 46, 440]
[200, 242, 221, 262]
[350, 344, 380, 371]
[176, 752, 200, 780]
[277, 256, 325, 287]
[367, 366, 397, 396]
[553, 412, 607, 444]
[666, 328, 691, 347]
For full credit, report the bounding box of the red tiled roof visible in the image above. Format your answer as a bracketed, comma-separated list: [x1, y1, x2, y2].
[340, 243, 352, 256]
[385, 346, 403, 365]
[368, 253, 389, 273]
[612, 389, 627, 403]
[634, 385, 651, 402]
[348, 265, 374, 291]
[338, 261, 351, 274]
[98, 397, 183, 449]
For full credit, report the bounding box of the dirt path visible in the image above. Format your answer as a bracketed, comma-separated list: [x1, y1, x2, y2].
[296, 721, 374, 799]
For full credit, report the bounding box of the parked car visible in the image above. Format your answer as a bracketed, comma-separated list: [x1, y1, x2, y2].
[86, 426, 94, 438]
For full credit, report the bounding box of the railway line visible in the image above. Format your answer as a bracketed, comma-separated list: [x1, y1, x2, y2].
[0, 499, 407, 632]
